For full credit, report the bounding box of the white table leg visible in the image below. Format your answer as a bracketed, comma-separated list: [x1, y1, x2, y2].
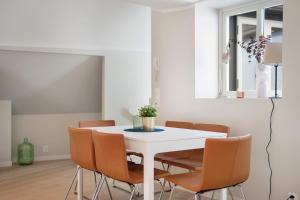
[77, 165, 83, 200]
[143, 151, 155, 200]
[221, 188, 227, 200]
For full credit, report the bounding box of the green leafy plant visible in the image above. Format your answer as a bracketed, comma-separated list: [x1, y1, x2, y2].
[139, 105, 157, 117]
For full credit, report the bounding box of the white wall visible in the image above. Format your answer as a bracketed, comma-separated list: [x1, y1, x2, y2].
[0, 101, 12, 167]
[0, 0, 149, 51]
[103, 50, 151, 124]
[0, 0, 151, 161]
[195, 3, 219, 98]
[152, 1, 300, 199]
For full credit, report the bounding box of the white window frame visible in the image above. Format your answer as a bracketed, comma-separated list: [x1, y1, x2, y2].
[218, 0, 283, 98]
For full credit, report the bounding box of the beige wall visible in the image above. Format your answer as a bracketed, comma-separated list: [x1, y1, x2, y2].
[0, 51, 102, 115]
[0, 51, 103, 162]
[0, 101, 12, 167]
[152, 0, 300, 199]
[12, 112, 101, 161]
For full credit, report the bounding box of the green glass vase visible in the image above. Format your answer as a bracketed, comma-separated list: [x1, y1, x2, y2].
[133, 115, 143, 129]
[17, 138, 34, 165]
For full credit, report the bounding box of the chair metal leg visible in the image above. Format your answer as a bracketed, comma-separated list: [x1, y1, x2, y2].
[105, 177, 113, 200]
[194, 193, 201, 200]
[64, 167, 80, 200]
[210, 191, 215, 200]
[161, 162, 166, 170]
[228, 188, 234, 200]
[129, 185, 137, 200]
[92, 176, 105, 200]
[158, 180, 166, 200]
[112, 181, 131, 194]
[113, 176, 132, 194]
[168, 185, 176, 200]
[161, 163, 172, 193]
[166, 165, 172, 191]
[93, 172, 98, 185]
[73, 180, 78, 194]
[239, 185, 247, 200]
[135, 184, 140, 197]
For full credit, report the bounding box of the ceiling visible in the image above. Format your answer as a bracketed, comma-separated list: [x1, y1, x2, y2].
[128, 0, 256, 11]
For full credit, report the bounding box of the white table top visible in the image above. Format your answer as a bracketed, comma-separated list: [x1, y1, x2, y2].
[89, 125, 226, 143]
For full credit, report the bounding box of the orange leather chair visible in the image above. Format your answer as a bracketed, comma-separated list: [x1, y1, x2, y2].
[79, 119, 140, 192]
[79, 119, 116, 128]
[92, 131, 170, 200]
[129, 121, 195, 163]
[164, 135, 252, 200]
[154, 121, 194, 165]
[65, 128, 112, 200]
[165, 121, 195, 129]
[162, 123, 230, 171]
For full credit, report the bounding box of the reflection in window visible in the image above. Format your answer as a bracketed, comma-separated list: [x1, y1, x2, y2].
[225, 4, 283, 97]
[228, 11, 257, 91]
[265, 5, 283, 92]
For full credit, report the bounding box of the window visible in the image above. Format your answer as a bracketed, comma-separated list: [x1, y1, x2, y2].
[220, 1, 283, 98]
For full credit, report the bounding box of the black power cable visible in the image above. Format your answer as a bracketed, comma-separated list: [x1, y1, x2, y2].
[266, 98, 275, 200]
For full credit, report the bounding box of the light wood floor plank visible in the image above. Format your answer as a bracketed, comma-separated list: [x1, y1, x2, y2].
[0, 160, 209, 200]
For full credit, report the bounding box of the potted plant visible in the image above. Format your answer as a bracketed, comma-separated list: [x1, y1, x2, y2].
[139, 105, 157, 132]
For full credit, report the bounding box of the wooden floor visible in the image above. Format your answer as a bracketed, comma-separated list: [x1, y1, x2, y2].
[0, 160, 205, 200]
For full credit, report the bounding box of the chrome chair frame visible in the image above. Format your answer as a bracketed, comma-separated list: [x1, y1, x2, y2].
[64, 167, 113, 200]
[92, 175, 166, 200]
[167, 184, 247, 200]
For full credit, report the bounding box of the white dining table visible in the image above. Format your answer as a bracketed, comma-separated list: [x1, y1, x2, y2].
[77, 125, 228, 200]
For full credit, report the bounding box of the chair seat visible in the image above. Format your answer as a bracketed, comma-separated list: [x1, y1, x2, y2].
[155, 149, 204, 171]
[155, 150, 193, 162]
[164, 171, 203, 192]
[127, 163, 170, 184]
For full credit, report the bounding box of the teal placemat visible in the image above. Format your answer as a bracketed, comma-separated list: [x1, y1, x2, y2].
[124, 128, 165, 132]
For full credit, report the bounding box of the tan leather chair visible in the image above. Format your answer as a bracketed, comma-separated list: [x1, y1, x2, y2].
[79, 120, 116, 128]
[92, 131, 170, 200]
[193, 123, 230, 133]
[135, 121, 195, 165]
[164, 135, 252, 200]
[154, 121, 194, 165]
[65, 128, 112, 200]
[79, 119, 141, 191]
[162, 123, 230, 171]
[165, 121, 194, 129]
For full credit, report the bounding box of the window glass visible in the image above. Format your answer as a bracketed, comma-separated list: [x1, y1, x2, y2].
[228, 11, 257, 91]
[264, 5, 283, 92]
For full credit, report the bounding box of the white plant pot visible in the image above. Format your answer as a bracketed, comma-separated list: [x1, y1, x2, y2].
[256, 64, 270, 98]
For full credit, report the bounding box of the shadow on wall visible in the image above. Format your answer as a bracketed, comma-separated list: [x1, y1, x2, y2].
[0, 50, 103, 115]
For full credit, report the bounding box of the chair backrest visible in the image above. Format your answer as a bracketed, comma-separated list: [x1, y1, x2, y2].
[193, 123, 230, 135]
[68, 128, 97, 171]
[92, 131, 130, 182]
[165, 121, 194, 129]
[79, 120, 115, 128]
[200, 135, 251, 191]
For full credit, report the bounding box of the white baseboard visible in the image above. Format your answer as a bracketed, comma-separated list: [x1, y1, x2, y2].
[35, 154, 70, 162]
[12, 154, 70, 163]
[0, 161, 13, 167]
